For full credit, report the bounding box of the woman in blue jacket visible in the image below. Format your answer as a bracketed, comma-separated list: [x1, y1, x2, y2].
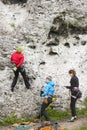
[36, 76, 55, 121]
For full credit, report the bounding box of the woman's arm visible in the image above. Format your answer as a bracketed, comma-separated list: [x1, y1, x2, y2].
[41, 84, 50, 97]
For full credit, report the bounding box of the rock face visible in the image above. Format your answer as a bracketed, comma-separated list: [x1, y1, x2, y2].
[1, 0, 27, 4]
[0, 0, 87, 118]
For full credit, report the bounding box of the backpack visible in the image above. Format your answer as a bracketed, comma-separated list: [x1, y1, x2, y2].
[38, 122, 64, 130]
[76, 90, 82, 99]
[38, 122, 58, 130]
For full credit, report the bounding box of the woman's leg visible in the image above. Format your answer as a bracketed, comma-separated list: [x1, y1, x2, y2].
[70, 97, 77, 117]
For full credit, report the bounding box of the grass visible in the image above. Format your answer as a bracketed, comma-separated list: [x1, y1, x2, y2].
[38, 98, 87, 122]
[46, 97, 87, 121]
[76, 97, 87, 118]
[0, 98, 87, 126]
[46, 106, 71, 121]
[76, 126, 87, 130]
[0, 114, 34, 126]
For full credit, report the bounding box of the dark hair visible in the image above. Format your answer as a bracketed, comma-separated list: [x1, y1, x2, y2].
[69, 69, 76, 76]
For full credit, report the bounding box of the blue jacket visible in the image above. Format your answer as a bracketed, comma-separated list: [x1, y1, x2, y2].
[41, 81, 55, 97]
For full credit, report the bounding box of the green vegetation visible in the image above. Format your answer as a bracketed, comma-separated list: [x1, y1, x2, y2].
[0, 98, 87, 126]
[0, 114, 34, 126]
[76, 97, 87, 118]
[38, 98, 87, 122]
[84, 97, 87, 108]
[46, 97, 87, 121]
[76, 126, 87, 130]
[10, 23, 15, 27]
[46, 106, 71, 121]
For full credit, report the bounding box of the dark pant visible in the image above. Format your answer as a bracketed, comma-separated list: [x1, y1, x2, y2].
[11, 67, 30, 89]
[37, 97, 52, 121]
[70, 96, 77, 117]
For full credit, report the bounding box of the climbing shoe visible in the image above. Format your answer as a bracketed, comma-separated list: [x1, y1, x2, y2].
[26, 83, 31, 89]
[11, 87, 14, 92]
[26, 85, 30, 89]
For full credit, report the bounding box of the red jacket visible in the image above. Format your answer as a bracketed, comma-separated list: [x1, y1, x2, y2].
[11, 52, 24, 68]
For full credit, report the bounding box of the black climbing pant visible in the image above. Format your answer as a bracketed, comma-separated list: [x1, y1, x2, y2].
[37, 97, 52, 121]
[70, 96, 77, 117]
[11, 67, 30, 90]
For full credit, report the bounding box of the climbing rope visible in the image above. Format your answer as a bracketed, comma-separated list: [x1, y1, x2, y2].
[30, 0, 70, 123]
[31, 1, 45, 123]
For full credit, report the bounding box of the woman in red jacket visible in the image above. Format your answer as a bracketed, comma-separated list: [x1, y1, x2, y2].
[11, 46, 30, 92]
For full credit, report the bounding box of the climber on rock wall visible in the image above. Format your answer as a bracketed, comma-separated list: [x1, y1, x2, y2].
[35, 76, 55, 122]
[65, 69, 79, 122]
[10, 45, 30, 92]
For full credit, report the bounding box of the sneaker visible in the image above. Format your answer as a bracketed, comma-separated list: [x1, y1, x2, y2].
[67, 117, 75, 122]
[74, 116, 77, 120]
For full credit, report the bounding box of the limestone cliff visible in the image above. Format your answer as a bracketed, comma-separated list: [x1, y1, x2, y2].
[0, 0, 87, 118]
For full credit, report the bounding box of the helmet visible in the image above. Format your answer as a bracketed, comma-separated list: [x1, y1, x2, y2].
[17, 46, 23, 53]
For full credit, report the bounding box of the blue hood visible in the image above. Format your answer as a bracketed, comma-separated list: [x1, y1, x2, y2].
[41, 81, 55, 97]
[47, 81, 55, 86]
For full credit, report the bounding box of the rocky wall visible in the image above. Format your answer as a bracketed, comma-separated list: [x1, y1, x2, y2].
[0, 0, 87, 118]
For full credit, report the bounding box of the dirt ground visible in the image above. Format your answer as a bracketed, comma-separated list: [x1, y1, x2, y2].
[59, 117, 87, 130]
[0, 118, 87, 130]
